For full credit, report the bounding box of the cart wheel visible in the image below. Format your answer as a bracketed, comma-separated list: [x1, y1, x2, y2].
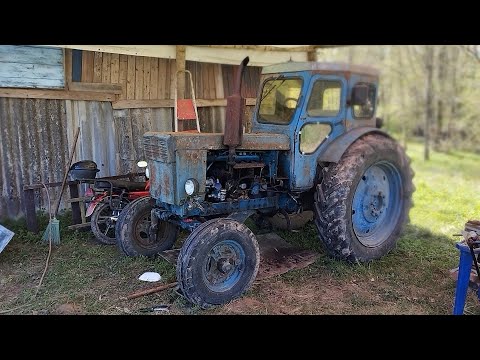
[91, 198, 129, 245]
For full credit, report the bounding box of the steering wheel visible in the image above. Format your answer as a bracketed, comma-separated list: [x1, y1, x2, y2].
[283, 97, 298, 108]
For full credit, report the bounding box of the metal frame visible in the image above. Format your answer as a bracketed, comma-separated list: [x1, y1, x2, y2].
[174, 70, 200, 133]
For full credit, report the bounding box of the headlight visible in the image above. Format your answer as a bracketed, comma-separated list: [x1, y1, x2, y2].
[185, 179, 199, 196]
[145, 167, 150, 179]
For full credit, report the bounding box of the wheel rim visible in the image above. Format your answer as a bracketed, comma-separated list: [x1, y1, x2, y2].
[352, 161, 403, 247]
[133, 206, 168, 250]
[202, 240, 246, 293]
[96, 201, 127, 239]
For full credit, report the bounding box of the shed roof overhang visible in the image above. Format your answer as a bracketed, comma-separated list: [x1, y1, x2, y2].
[46, 45, 345, 67]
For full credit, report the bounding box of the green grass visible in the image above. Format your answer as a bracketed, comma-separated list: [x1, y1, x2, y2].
[1, 140, 479, 315]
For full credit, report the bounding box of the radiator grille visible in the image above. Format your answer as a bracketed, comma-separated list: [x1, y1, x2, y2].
[143, 137, 172, 163]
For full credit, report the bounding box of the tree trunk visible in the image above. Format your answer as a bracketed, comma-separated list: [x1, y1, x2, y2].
[447, 47, 460, 147]
[435, 46, 447, 150]
[424, 46, 435, 161]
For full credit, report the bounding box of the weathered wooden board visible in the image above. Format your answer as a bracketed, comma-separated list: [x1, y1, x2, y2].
[0, 46, 64, 89]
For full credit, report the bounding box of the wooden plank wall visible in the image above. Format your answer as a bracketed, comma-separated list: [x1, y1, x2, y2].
[0, 46, 65, 89]
[79, 51, 261, 101]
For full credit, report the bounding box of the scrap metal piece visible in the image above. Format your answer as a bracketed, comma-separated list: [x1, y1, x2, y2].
[0, 224, 14, 254]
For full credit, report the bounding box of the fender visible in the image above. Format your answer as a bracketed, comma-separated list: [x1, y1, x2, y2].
[85, 192, 109, 218]
[318, 127, 392, 164]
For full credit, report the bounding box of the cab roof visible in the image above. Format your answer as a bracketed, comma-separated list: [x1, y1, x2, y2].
[262, 62, 379, 77]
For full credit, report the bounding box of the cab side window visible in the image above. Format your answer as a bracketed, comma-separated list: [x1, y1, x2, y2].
[307, 80, 342, 117]
[353, 83, 376, 118]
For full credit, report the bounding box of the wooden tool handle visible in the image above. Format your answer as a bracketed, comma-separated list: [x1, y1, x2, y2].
[54, 127, 80, 216]
[126, 282, 178, 300]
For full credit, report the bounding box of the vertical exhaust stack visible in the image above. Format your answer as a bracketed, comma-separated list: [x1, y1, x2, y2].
[223, 56, 250, 165]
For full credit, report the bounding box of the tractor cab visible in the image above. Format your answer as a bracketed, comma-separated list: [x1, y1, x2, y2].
[252, 62, 379, 190]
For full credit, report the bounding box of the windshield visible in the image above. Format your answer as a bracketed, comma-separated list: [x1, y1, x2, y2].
[258, 77, 302, 125]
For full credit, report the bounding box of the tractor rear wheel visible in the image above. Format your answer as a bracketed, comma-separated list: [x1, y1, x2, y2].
[314, 134, 414, 262]
[177, 218, 260, 308]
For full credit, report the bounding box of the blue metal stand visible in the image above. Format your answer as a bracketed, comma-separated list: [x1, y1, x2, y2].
[453, 242, 480, 315]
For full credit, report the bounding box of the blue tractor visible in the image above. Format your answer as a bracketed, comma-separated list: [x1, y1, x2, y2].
[116, 57, 414, 308]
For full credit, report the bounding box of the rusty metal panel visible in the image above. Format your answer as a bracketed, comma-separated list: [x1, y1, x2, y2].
[174, 150, 207, 204]
[0, 98, 68, 220]
[149, 161, 176, 205]
[144, 132, 290, 152]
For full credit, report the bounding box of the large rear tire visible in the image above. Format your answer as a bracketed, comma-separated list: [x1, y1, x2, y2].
[116, 196, 177, 257]
[177, 218, 260, 308]
[314, 134, 414, 262]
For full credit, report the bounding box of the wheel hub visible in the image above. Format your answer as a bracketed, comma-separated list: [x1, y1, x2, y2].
[218, 258, 234, 274]
[352, 162, 403, 247]
[203, 240, 245, 292]
[364, 191, 386, 221]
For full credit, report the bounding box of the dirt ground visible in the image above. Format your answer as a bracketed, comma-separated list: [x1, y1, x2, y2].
[1, 219, 478, 316]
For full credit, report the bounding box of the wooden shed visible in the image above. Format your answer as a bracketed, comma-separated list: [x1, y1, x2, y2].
[0, 45, 328, 221]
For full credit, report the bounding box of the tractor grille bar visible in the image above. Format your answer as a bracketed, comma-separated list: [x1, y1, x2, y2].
[143, 137, 173, 163]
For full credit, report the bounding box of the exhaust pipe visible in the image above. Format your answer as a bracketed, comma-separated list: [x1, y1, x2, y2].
[224, 56, 249, 164]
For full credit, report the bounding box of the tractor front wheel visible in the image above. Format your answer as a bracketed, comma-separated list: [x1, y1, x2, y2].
[116, 196, 177, 257]
[314, 134, 414, 262]
[177, 218, 260, 308]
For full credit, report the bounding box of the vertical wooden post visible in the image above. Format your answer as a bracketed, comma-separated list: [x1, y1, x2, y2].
[307, 46, 318, 62]
[64, 49, 73, 90]
[175, 45, 187, 131]
[176, 45, 186, 99]
[24, 189, 39, 233]
[69, 183, 81, 225]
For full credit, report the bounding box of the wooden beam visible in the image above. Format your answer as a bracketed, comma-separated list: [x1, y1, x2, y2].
[24, 189, 39, 233]
[176, 45, 186, 99]
[64, 48, 72, 90]
[112, 98, 257, 109]
[68, 222, 91, 230]
[112, 99, 173, 109]
[0, 88, 116, 101]
[68, 82, 123, 94]
[69, 183, 81, 225]
[307, 49, 317, 62]
[200, 45, 318, 52]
